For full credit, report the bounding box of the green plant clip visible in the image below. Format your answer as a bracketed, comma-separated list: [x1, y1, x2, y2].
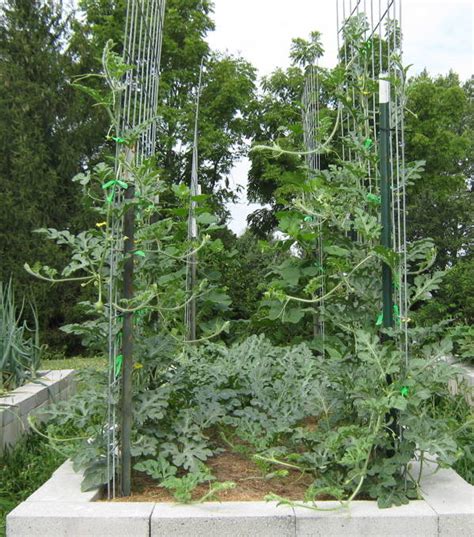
[112, 136, 126, 144]
[304, 216, 314, 222]
[314, 262, 325, 273]
[400, 386, 409, 398]
[367, 193, 381, 205]
[115, 354, 123, 377]
[364, 138, 373, 149]
[102, 179, 128, 190]
[393, 304, 402, 325]
[134, 250, 146, 257]
[376, 313, 383, 326]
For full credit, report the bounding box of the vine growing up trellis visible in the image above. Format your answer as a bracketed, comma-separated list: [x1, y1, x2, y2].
[107, 0, 167, 498]
[335, 0, 409, 362]
[301, 0, 409, 363]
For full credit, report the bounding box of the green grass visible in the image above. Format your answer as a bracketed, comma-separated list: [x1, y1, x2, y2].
[41, 355, 107, 371]
[0, 433, 65, 537]
[0, 355, 105, 534]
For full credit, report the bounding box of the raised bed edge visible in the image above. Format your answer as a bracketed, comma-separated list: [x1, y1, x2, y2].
[6, 458, 473, 537]
[0, 369, 76, 455]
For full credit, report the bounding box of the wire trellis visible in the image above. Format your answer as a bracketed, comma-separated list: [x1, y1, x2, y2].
[185, 60, 204, 342]
[303, 1, 408, 363]
[334, 0, 408, 366]
[106, 0, 166, 499]
[302, 64, 326, 349]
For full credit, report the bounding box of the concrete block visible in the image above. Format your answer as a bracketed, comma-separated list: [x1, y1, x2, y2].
[294, 500, 437, 537]
[46, 379, 62, 399]
[47, 369, 75, 392]
[23, 386, 48, 408]
[32, 384, 49, 406]
[151, 502, 295, 537]
[0, 370, 76, 452]
[26, 461, 101, 503]
[0, 404, 18, 427]
[415, 460, 474, 537]
[18, 392, 38, 415]
[6, 455, 473, 537]
[0, 391, 35, 416]
[30, 400, 49, 424]
[52, 459, 80, 476]
[7, 501, 154, 537]
[1, 419, 20, 451]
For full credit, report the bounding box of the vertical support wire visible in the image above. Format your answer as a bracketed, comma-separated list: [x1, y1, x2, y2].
[136, 0, 151, 155]
[392, 0, 403, 304]
[185, 60, 204, 342]
[370, 0, 379, 191]
[399, 0, 409, 372]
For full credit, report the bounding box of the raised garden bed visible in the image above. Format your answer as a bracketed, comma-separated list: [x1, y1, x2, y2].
[6, 458, 473, 537]
[0, 370, 75, 455]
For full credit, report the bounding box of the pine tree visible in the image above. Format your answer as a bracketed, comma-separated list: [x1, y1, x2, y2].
[0, 0, 93, 348]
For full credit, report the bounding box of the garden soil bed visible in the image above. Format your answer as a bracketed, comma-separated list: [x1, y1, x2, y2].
[112, 451, 316, 502]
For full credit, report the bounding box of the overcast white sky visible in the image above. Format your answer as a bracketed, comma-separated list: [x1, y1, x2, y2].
[205, 0, 473, 234]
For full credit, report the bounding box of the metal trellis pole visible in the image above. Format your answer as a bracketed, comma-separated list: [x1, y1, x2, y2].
[121, 148, 136, 497]
[379, 76, 394, 329]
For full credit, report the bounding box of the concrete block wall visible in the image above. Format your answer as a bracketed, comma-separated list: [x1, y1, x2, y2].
[6, 459, 474, 537]
[0, 369, 76, 455]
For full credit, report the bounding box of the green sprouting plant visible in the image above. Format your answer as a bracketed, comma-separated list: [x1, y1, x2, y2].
[41, 330, 469, 505]
[27, 28, 471, 510]
[0, 280, 42, 392]
[135, 459, 234, 503]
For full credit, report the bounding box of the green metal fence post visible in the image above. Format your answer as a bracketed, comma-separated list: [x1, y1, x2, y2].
[121, 148, 135, 497]
[379, 76, 393, 329]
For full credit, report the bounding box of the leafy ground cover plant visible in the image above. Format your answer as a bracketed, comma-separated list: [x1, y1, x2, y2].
[39, 336, 323, 494]
[0, 280, 42, 393]
[39, 334, 472, 507]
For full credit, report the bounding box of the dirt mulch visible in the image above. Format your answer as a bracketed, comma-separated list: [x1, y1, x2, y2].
[112, 450, 314, 503]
